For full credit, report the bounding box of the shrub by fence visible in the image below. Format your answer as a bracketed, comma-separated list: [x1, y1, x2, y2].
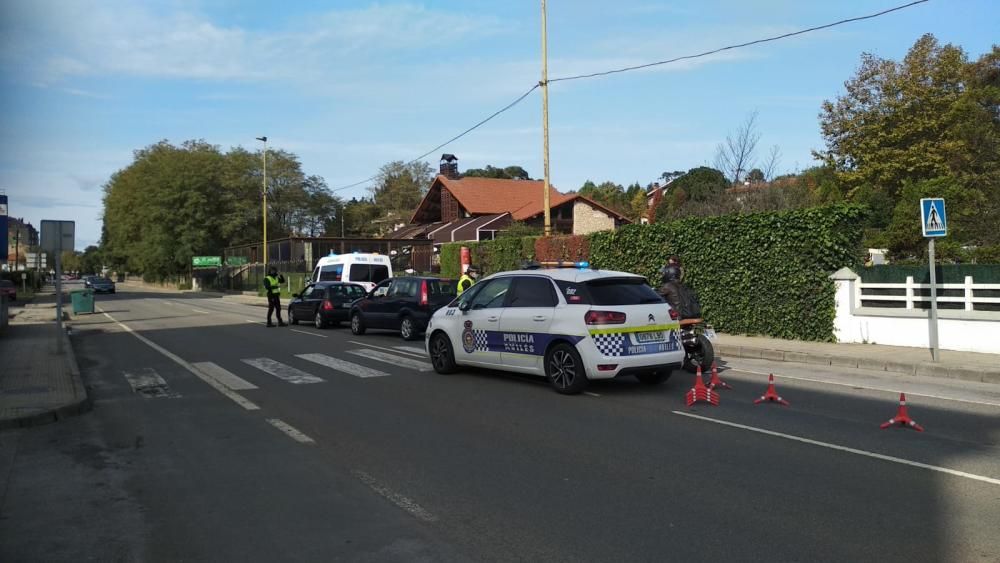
[441, 204, 867, 341]
[860, 264, 1000, 284]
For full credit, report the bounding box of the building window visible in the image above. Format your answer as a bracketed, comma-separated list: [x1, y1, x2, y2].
[479, 230, 496, 241]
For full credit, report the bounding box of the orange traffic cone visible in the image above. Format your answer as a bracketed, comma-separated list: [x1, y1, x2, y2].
[707, 362, 732, 390]
[880, 393, 924, 432]
[754, 374, 789, 406]
[686, 366, 719, 407]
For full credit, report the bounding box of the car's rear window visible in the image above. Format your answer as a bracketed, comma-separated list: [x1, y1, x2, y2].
[584, 278, 663, 306]
[0, 280, 13, 288]
[428, 279, 456, 296]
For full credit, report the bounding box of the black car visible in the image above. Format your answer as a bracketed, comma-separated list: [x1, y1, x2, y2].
[350, 276, 456, 340]
[90, 277, 116, 294]
[288, 282, 366, 328]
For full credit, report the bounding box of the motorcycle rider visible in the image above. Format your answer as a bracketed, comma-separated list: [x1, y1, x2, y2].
[658, 264, 697, 319]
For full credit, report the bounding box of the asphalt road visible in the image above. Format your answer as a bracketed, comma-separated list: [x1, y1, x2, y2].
[3, 285, 999, 562]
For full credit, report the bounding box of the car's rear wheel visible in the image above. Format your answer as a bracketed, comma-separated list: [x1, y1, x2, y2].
[545, 343, 588, 394]
[314, 312, 326, 329]
[350, 312, 366, 335]
[400, 316, 417, 341]
[636, 372, 671, 385]
[429, 332, 457, 374]
[289, 307, 299, 325]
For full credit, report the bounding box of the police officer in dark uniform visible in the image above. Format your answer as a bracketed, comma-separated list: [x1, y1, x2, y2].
[263, 267, 287, 327]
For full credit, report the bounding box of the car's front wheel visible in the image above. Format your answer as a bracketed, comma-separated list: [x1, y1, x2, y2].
[350, 311, 366, 335]
[289, 307, 299, 325]
[545, 343, 588, 394]
[429, 332, 457, 374]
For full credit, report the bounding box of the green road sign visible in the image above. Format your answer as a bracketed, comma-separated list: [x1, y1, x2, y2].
[192, 256, 222, 267]
[225, 256, 249, 266]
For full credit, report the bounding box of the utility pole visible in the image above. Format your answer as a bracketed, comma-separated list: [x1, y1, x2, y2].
[540, 0, 552, 236]
[256, 136, 268, 265]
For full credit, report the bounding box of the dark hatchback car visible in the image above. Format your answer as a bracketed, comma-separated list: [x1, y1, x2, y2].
[288, 282, 366, 329]
[90, 277, 116, 294]
[350, 276, 456, 340]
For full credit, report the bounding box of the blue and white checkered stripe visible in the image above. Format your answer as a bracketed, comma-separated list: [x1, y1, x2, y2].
[473, 329, 489, 352]
[592, 333, 626, 357]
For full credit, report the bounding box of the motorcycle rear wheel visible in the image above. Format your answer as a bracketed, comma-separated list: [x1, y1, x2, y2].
[683, 334, 715, 374]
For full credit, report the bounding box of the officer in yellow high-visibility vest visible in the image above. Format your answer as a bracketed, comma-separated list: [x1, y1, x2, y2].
[456, 265, 479, 296]
[263, 266, 287, 327]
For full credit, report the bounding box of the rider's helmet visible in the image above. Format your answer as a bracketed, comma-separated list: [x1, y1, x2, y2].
[660, 264, 681, 283]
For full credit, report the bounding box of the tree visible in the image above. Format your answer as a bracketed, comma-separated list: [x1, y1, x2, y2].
[746, 168, 766, 185]
[462, 165, 531, 180]
[578, 180, 630, 216]
[668, 167, 729, 202]
[714, 110, 761, 183]
[762, 145, 782, 181]
[370, 161, 433, 219]
[659, 171, 686, 184]
[61, 250, 81, 273]
[79, 245, 103, 274]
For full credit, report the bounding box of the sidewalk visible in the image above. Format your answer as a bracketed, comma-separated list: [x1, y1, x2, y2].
[0, 291, 90, 430]
[715, 333, 1000, 385]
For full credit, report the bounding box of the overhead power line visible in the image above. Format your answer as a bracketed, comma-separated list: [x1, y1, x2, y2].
[549, 0, 930, 83]
[331, 84, 539, 193]
[330, 0, 929, 193]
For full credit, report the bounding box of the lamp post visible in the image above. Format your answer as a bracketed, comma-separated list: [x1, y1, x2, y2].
[256, 136, 268, 265]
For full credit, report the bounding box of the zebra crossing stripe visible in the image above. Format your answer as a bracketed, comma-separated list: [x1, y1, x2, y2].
[123, 368, 180, 398]
[192, 361, 258, 390]
[296, 353, 390, 378]
[241, 358, 325, 384]
[347, 349, 432, 372]
[393, 345, 427, 356]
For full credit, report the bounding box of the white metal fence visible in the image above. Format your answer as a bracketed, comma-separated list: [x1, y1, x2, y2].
[858, 276, 1000, 312]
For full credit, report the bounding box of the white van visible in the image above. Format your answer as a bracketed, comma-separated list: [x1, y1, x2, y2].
[311, 252, 393, 292]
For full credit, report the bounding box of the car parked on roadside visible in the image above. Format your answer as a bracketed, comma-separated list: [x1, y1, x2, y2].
[83, 275, 97, 288]
[424, 265, 685, 394]
[0, 280, 16, 301]
[90, 277, 116, 294]
[288, 281, 367, 328]
[350, 276, 456, 340]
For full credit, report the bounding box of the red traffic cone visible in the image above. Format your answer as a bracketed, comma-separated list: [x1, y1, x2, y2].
[754, 374, 789, 406]
[686, 366, 719, 407]
[880, 393, 925, 432]
[707, 361, 732, 390]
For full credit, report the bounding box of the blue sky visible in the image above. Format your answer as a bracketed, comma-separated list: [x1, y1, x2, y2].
[1, 0, 996, 250]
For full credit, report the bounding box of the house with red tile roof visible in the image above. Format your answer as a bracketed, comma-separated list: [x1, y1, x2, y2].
[390, 155, 630, 244]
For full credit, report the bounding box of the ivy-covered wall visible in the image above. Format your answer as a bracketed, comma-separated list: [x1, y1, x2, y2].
[439, 204, 868, 341]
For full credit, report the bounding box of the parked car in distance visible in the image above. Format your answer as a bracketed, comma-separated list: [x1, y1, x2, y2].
[90, 277, 116, 294]
[83, 275, 96, 288]
[0, 280, 16, 301]
[288, 282, 367, 328]
[350, 276, 456, 340]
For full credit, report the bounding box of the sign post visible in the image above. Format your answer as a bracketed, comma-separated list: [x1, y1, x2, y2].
[920, 198, 947, 362]
[41, 220, 75, 352]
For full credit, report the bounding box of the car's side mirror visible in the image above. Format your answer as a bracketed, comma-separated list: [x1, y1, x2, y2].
[458, 300, 471, 312]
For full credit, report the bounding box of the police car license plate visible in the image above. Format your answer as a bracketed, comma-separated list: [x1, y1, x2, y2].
[633, 330, 666, 344]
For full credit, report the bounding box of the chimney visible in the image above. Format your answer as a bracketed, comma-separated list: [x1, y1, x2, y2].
[439, 154, 459, 178]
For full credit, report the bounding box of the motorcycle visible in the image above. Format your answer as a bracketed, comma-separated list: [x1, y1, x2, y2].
[679, 317, 716, 374]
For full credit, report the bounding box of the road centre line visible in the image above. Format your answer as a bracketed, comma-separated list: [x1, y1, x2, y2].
[352, 470, 438, 522]
[348, 340, 427, 359]
[291, 329, 327, 338]
[266, 419, 315, 444]
[672, 410, 1000, 487]
[728, 366, 1000, 408]
[98, 309, 260, 411]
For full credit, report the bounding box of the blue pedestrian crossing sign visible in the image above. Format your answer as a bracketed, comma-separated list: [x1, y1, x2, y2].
[920, 198, 947, 237]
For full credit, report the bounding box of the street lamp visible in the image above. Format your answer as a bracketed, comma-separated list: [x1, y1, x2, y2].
[256, 136, 268, 265]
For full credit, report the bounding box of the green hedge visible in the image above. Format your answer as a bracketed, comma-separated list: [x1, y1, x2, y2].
[440, 244, 462, 278]
[860, 264, 1000, 284]
[440, 204, 867, 341]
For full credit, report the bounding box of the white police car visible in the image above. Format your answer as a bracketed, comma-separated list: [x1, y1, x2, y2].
[424, 264, 684, 394]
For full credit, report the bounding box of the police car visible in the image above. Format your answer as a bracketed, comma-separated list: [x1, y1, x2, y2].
[424, 263, 684, 394]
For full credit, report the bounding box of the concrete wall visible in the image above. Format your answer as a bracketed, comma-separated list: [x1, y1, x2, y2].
[831, 268, 1000, 354]
[571, 201, 615, 235]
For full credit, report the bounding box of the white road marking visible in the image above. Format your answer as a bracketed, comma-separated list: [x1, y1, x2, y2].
[347, 349, 432, 372]
[728, 366, 1000, 408]
[297, 353, 390, 378]
[192, 362, 258, 390]
[394, 345, 426, 355]
[245, 319, 265, 325]
[191, 308, 211, 314]
[348, 340, 427, 359]
[99, 309, 259, 411]
[584, 392, 601, 397]
[672, 410, 1000, 487]
[266, 419, 315, 444]
[291, 329, 327, 338]
[241, 358, 325, 384]
[123, 368, 180, 398]
[353, 470, 437, 522]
